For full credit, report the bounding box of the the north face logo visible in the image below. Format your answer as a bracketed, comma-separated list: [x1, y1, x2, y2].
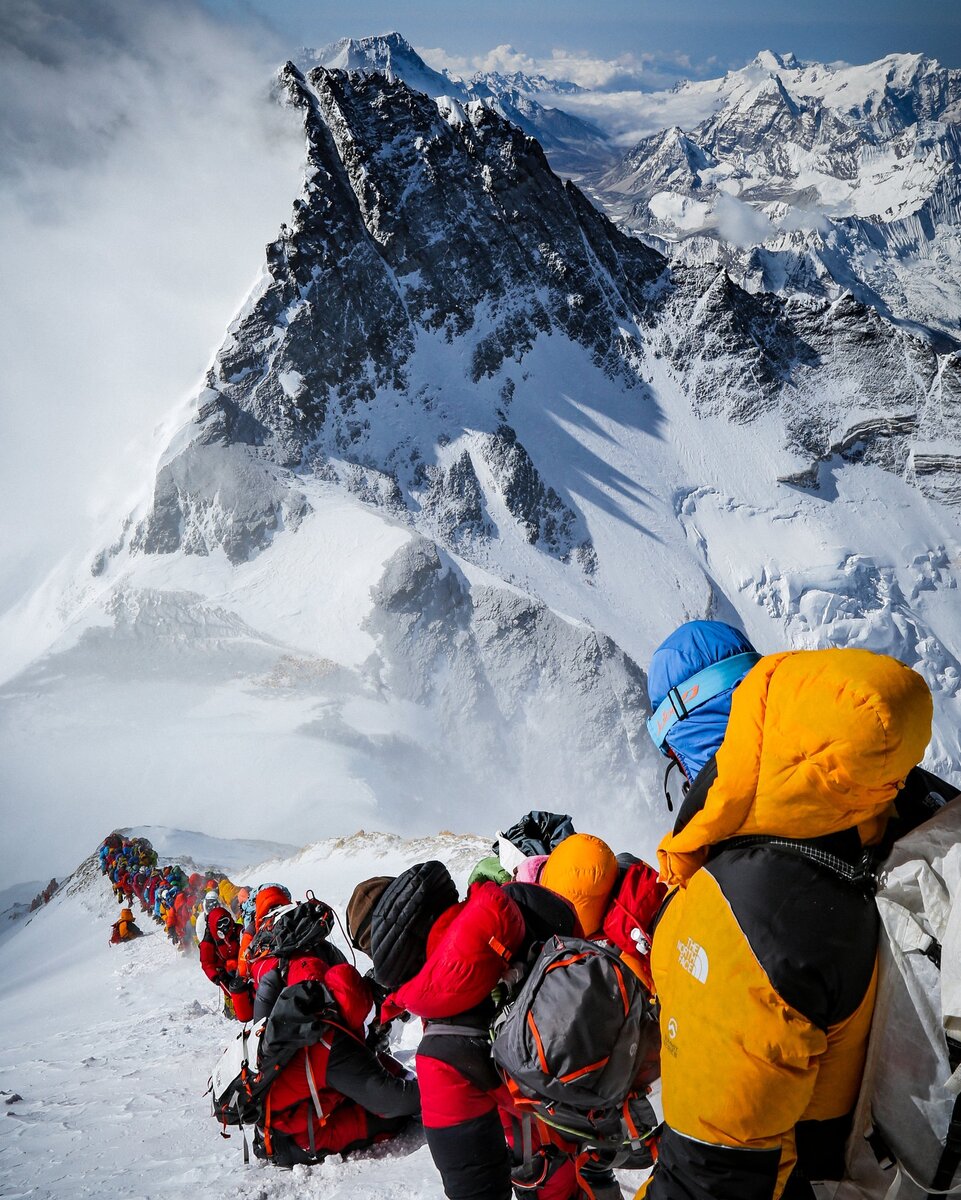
[677, 937, 709, 982]
[665, 1015, 679, 1058]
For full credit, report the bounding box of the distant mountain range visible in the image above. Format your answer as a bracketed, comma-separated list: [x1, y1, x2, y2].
[299, 34, 612, 177]
[599, 49, 961, 348]
[303, 36, 961, 347]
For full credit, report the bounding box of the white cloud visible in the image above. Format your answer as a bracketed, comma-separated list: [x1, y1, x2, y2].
[0, 0, 304, 613]
[554, 88, 725, 145]
[418, 42, 720, 93]
[777, 205, 831, 233]
[417, 41, 727, 146]
[713, 193, 775, 246]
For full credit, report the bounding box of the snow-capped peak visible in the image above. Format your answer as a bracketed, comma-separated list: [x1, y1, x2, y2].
[300, 32, 452, 97]
[753, 49, 801, 73]
[598, 48, 961, 344]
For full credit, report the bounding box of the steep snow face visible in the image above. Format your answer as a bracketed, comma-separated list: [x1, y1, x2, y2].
[599, 52, 961, 344]
[2, 65, 961, 884]
[302, 33, 455, 100]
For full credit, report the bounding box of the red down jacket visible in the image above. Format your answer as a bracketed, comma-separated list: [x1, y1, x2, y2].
[258, 957, 420, 1166]
[389, 882, 580, 1200]
[198, 908, 240, 988]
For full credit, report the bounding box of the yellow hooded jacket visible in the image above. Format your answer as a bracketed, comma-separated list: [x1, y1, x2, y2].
[638, 649, 932, 1200]
[219, 879, 240, 912]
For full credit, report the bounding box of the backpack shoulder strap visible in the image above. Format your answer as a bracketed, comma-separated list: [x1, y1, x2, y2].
[931, 1037, 961, 1192]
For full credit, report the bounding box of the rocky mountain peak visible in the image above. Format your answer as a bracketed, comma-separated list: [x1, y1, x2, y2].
[302, 32, 449, 93]
[7, 53, 961, 862]
[126, 63, 667, 567]
[754, 50, 801, 73]
[117, 61, 961, 584]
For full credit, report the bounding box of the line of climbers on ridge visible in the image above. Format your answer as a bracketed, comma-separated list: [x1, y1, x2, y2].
[102, 838, 257, 1013]
[99, 620, 961, 1200]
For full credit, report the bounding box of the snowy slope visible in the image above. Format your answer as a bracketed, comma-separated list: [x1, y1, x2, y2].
[0, 830, 658, 1199]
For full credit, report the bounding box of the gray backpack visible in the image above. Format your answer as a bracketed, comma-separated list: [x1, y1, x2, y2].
[839, 796, 961, 1198]
[491, 935, 659, 1164]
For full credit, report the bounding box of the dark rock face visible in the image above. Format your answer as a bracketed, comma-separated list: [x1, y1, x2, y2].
[299, 33, 614, 179]
[479, 424, 589, 563]
[298, 67, 662, 376]
[419, 450, 491, 548]
[126, 64, 961, 573]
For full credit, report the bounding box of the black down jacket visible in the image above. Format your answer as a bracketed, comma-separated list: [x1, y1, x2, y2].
[369, 860, 458, 989]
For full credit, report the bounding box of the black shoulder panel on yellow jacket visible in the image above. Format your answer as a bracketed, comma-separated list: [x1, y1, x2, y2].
[705, 832, 878, 1031]
[882, 765, 959, 853]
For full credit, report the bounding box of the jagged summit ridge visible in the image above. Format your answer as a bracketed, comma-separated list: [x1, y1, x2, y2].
[119, 64, 961, 578]
[298, 34, 613, 177]
[130, 62, 669, 568]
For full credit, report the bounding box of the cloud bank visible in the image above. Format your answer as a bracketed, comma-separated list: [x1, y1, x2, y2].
[418, 41, 727, 145]
[419, 41, 721, 92]
[0, 0, 304, 615]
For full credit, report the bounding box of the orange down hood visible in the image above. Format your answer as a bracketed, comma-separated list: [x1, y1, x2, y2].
[541, 833, 618, 937]
[657, 648, 933, 887]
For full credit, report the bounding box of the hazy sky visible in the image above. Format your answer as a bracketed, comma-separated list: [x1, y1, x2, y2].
[208, 0, 961, 75]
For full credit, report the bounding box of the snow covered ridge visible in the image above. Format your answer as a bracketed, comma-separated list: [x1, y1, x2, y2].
[0, 829, 509, 1199]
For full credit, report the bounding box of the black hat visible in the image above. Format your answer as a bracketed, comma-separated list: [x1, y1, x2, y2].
[369, 861, 458, 989]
